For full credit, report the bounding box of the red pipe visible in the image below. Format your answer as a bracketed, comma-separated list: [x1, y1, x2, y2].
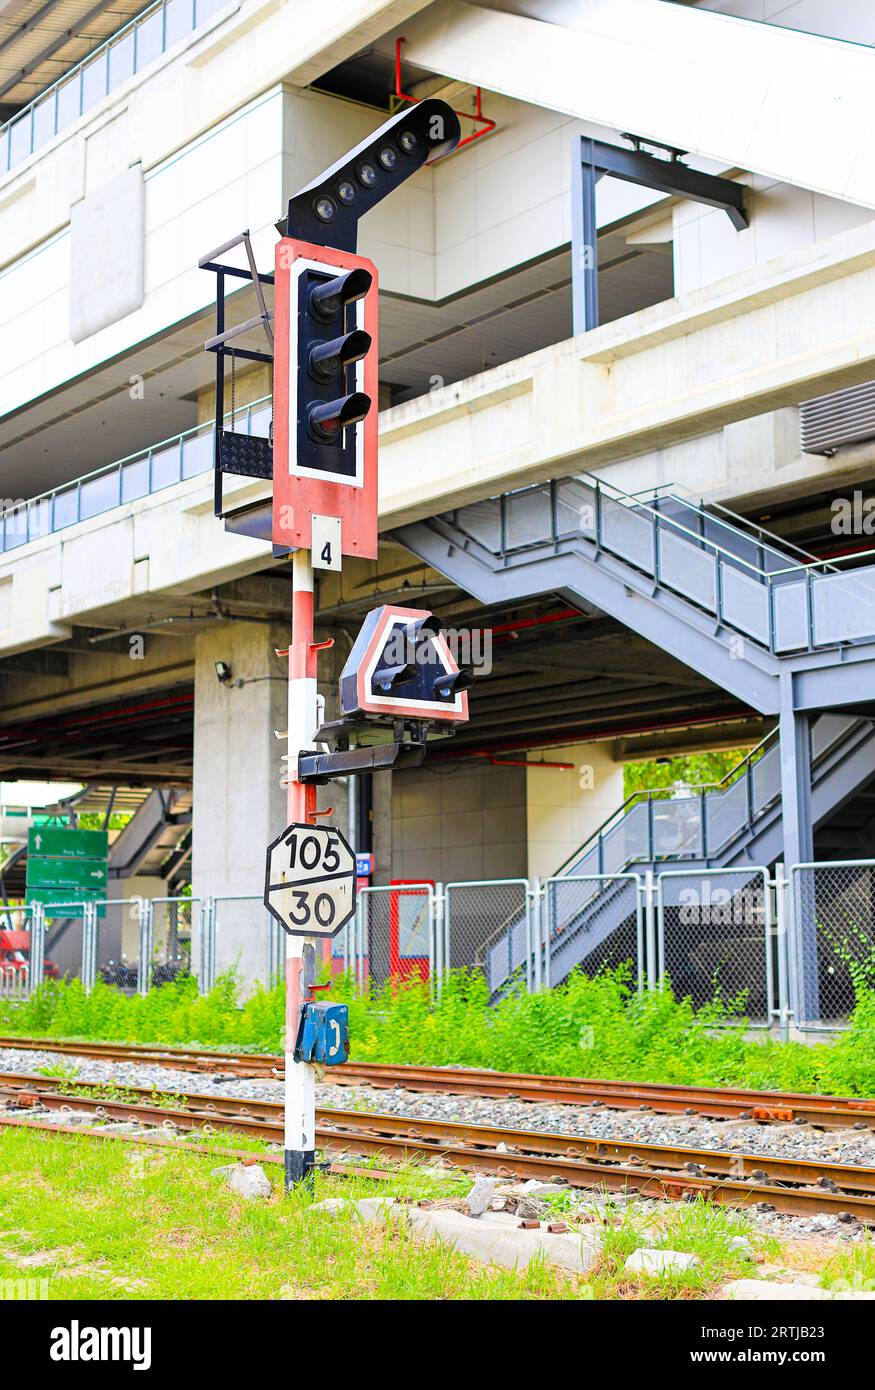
[433, 706, 757, 763]
[0, 692, 193, 748]
[489, 607, 581, 640]
[394, 38, 496, 153]
[469, 753, 575, 770]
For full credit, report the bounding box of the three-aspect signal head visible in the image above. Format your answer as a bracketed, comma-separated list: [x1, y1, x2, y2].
[299, 265, 373, 466]
[340, 606, 472, 725]
[272, 240, 380, 560]
[279, 100, 462, 253]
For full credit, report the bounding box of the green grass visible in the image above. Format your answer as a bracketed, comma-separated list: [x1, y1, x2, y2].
[581, 1196, 774, 1299]
[0, 1125, 773, 1300]
[0, 1126, 575, 1300]
[819, 1237, 875, 1294]
[3, 965, 875, 1098]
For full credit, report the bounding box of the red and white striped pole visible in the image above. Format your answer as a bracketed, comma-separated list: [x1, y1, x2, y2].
[284, 546, 319, 1189]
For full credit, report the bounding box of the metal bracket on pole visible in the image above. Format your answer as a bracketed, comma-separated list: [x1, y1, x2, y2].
[571, 133, 749, 334]
[199, 230, 276, 519]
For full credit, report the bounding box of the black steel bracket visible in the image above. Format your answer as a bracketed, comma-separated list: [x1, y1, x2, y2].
[298, 741, 427, 784]
[199, 230, 275, 518]
[572, 134, 749, 333]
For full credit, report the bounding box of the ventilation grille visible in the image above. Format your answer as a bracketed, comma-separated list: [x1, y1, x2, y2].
[800, 380, 875, 455]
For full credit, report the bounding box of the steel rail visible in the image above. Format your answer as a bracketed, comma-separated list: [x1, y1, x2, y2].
[2, 1036, 874, 1127]
[3, 1075, 875, 1222]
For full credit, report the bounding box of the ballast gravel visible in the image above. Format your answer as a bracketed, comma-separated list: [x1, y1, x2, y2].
[2, 1044, 873, 1243]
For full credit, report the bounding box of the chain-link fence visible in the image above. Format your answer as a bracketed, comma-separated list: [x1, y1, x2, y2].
[211, 895, 278, 993]
[93, 898, 146, 993]
[656, 867, 773, 1024]
[543, 874, 644, 992]
[0, 902, 38, 997]
[148, 896, 201, 990]
[14, 862, 874, 1028]
[40, 900, 93, 984]
[447, 879, 531, 995]
[357, 884, 436, 991]
[789, 860, 875, 1029]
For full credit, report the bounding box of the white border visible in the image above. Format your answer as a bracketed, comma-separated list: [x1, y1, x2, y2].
[362, 618, 465, 717]
[287, 256, 366, 489]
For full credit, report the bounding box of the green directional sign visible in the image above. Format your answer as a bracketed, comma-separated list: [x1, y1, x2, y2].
[26, 827, 109, 915]
[26, 856, 108, 892]
[27, 827, 108, 860]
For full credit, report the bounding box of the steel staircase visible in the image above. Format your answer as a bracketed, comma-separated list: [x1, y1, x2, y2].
[394, 475, 875, 715]
[484, 713, 875, 995]
[393, 475, 875, 996]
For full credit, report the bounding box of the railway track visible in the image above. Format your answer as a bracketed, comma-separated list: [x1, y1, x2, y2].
[2, 1070, 875, 1224]
[1, 1034, 874, 1130]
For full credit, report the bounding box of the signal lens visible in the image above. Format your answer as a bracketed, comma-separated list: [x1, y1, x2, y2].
[336, 180, 356, 205]
[378, 145, 398, 171]
[398, 129, 418, 154]
[356, 161, 378, 188]
[314, 195, 336, 222]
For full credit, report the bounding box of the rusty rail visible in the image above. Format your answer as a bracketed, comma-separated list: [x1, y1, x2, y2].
[4, 1072, 875, 1224]
[1, 1035, 873, 1129]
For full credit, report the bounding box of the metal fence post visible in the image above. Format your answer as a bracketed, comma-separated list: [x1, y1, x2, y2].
[137, 900, 152, 997]
[355, 891, 366, 992]
[529, 877, 541, 992]
[198, 897, 214, 994]
[644, 869, 657, 989]
[30, 902, 45, 994]
[432, 884, 444, 998]
[82, 901, 97, 995]
[773, 861, 791, 1042]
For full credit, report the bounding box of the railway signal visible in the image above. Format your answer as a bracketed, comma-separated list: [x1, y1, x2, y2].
[272, 240, 380, 564]
[203, 99, 463, 1191]
[340, 605, 473, 724]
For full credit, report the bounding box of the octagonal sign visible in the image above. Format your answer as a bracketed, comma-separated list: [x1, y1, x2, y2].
[264, 823, 356, 938]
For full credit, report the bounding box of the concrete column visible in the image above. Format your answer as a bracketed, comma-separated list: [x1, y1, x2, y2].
[192, 621, 288, 984]
[778, 674, 818, 1022]
[192, 617, 348, 986]
[526, 741, 624, 881]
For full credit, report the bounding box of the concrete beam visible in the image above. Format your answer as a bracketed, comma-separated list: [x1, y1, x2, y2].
[378, 216, 875, 526]
[402, 0, 875, 208]
[4, 218, 875, 664]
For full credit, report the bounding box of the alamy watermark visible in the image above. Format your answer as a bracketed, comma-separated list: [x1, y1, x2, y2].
[1, 1277, 49, 1300]
[378, 625, 493, 677]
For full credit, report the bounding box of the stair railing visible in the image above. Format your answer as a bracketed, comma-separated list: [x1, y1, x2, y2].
[551, 726, 780, 882]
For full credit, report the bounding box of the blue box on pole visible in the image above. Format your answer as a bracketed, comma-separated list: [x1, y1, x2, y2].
[294, 1001, 350, 1066]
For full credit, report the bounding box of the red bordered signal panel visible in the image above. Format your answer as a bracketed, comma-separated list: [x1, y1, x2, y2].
[272, 237, 379, 560]
[340, 605, 470, 724]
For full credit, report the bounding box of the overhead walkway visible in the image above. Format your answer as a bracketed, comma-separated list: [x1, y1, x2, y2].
[395, 475, 875, 1016]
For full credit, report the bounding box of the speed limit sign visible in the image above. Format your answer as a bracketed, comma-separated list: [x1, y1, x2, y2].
[264, 823, 356, 938]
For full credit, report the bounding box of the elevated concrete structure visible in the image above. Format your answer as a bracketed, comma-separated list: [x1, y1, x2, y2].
[2, 0, 875, 1001]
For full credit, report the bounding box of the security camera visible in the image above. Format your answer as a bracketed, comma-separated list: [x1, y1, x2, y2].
[215, 661, 232, 685]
